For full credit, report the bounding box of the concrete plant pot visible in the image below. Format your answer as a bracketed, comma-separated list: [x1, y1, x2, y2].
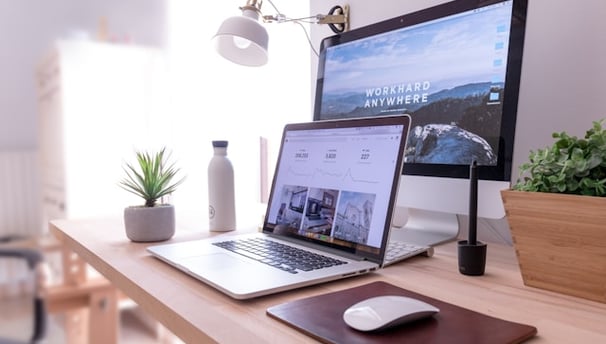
[124, 204, 175, 242]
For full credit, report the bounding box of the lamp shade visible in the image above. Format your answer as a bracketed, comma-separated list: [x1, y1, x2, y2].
[213, 9, 269, 67]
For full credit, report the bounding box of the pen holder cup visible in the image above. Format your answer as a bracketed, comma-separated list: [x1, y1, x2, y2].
[458, 240, 487, 276]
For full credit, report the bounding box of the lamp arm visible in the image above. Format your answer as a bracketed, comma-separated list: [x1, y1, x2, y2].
[261, 1, 349, 33]
[265, 13, 345, 25]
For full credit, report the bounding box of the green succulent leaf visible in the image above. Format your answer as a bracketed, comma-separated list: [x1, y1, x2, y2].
[119, 147, 185, 207]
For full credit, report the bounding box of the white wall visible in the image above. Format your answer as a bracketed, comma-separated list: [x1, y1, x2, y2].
[165, 1, 312, 229]
[0, 0, 167, 149]
[0, 0, 166, 235]
[511, 0, 606, 174]
[1, 1, 312, 233]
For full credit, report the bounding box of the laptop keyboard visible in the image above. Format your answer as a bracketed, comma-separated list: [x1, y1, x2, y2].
[213, 238, 347, 274]
[383, 241, 431, 266]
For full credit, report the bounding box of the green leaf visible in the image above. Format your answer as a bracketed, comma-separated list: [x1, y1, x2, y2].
[119, 147, 186, 207]
[513, 118, 606, 197]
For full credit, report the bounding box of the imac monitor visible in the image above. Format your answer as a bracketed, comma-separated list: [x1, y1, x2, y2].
[313, 0, 528, 246]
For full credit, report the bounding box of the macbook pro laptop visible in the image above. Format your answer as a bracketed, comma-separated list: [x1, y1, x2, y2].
[147, 115, 431, 299]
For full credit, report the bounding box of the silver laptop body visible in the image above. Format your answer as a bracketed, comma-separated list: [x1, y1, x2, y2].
[148, 115, 422, 299]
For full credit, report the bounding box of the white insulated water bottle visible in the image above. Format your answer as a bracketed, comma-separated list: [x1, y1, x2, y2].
[208, 140, 236, 231]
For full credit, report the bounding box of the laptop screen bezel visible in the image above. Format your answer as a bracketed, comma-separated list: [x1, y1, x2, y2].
[261, 115, 411, 264]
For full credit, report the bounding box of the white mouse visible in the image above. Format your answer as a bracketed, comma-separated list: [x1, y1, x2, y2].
[343, 295, 439, 332]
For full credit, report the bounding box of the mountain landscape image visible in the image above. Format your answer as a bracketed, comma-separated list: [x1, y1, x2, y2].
[319, 82, 503, 166]
[316, 2, 514, 167]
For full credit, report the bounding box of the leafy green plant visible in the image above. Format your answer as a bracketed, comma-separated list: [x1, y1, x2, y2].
[513, 119, 606, 196]
[119, 147, 185, 207]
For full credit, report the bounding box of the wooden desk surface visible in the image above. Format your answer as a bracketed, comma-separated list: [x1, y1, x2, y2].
[50, 218, 606, 343]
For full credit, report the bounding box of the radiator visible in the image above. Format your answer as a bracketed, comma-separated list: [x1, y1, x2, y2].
[0, 150, 42, 297]
[0, 150, 42, 237]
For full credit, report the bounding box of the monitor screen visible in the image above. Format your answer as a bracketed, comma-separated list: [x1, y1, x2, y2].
[312, 0, 528, 245]
[314, 0, 527, 182]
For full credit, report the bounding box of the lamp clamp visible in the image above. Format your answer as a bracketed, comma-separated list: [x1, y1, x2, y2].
[317, 5, 349, 33]
[255, 2, 350, 33]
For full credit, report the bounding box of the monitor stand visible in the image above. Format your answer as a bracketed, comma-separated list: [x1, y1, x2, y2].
[389, 206, 460, 247]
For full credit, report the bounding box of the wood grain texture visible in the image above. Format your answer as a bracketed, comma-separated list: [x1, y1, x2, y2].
[51, 217, 606, 343]
[501, 189, 606, 303]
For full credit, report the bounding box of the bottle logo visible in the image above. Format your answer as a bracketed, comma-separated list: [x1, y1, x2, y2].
[209, 205, 215, 219]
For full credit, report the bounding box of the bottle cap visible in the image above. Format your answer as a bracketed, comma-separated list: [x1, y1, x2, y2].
[212, 140, 228, 148]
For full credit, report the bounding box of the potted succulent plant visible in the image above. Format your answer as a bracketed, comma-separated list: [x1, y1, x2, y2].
[501, 119, 606, 302]
[119, 147, 185, 242]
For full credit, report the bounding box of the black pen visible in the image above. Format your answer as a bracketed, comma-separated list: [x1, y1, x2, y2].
[468, 160, 478, 246]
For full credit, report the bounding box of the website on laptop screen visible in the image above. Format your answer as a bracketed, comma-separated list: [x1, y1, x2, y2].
[265, 123, 405, 255]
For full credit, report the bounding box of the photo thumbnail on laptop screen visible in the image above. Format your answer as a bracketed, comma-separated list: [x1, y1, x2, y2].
[264, 123, 405, 255]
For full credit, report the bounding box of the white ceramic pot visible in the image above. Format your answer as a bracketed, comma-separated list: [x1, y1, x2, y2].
[124, 204, 175, 242]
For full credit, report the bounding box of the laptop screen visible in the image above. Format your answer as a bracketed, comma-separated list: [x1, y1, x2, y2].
[263, 115, 410, 261]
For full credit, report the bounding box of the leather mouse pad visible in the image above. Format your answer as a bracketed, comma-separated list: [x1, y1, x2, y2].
[266, 281, 537, 344]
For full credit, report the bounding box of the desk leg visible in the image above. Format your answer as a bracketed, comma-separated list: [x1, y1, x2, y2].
[63, 309, 89, 344]
[61, 247, 87, 285]
[89, 288, 119, 344]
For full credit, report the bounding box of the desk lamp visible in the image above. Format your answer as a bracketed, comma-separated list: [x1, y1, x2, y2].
[213, 0, 349, 66]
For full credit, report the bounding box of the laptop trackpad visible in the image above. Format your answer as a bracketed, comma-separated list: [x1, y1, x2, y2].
[179, 253, 293, 297]
[180, 253, 253, 272]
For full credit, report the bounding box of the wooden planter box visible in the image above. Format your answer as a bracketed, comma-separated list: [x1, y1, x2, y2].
[501, 189, 606, 303]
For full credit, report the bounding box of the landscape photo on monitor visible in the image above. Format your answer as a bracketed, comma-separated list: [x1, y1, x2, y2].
[319, 3, 514, 166]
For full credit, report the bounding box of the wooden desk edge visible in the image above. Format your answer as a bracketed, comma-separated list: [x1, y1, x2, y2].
[49, 219, 219, 344]
[49, 218, 606, 344]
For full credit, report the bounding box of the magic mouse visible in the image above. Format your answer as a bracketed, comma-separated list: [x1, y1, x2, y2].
[343, 295, 439, 332]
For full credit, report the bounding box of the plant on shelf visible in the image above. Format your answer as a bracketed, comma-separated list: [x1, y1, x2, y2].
[120, 147, 185, 242]
[501, 118, 606, 304]
[512, 119, 606, 196]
